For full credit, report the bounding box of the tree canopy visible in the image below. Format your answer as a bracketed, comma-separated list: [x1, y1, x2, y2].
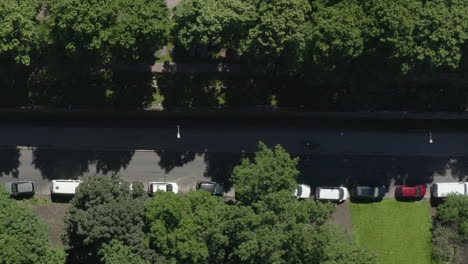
[232, 141, 300, 205]
[0, 186, 66, 264]
[144, 142, 375, 264]
[45, 0, 171, 64]
[0, 0, 40, 65]
[145, 189, 374, 264]
[99, 240, 150, 264]
[172, 0, 468, 75]
[64, 175, 150, 263]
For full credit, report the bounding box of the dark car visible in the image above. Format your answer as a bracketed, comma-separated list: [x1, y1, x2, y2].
[196, 181, 225, 196]
[351, 185, 386, 201]
[395, 185, 426, 199]
[4, 181, 35, 198]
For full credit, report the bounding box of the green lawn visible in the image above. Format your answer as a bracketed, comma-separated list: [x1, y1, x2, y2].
[351, 200, 432, 264]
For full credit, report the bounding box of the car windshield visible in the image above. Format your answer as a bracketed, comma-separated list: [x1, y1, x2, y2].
[166, 184, 173, 192]
[214, 184, 223, 193]
[339, 188, 344, 198]
[296, 186, 302, 196]
[12, 183, 18, 193]
[416, 187, 421, 196]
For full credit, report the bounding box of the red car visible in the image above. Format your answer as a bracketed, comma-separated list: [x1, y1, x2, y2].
[394, 185, 426, 199]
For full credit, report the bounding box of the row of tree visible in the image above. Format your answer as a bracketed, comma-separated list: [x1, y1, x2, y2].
[1, 0, 170, 107]
[174, 0, 468, 75]
[63, 143, 376, 264]
[3, 0, 468, 74]
[1, 0, 170, 67]
[1, 0, 468, 109]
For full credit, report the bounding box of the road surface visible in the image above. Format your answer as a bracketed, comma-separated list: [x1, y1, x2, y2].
[0, 125, 467, 198]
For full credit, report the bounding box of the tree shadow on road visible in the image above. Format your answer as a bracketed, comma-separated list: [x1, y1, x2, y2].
[155, 150, 197, 174]
[0, 148, 20, 178]
[296, 155, 468, 196]
[202, 152, 252, 191]
[92, 151, 135, 174]
[32, 149, 95, 180]
[33, 149, 139, 179]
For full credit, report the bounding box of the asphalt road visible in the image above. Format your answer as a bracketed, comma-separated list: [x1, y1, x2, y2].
[0, 125, 467, 198]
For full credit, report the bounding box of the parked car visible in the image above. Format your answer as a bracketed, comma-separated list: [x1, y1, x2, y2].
[4, 181, 35, 198]
[315, 186, 349, 203]
[50, 180, 82, 195]
[431, 182, 468, 198]
[196, 181, 225, 196]
[294, 184, 311, 199]
[351, 185, 386, 201]
[149, 182, 179, 195]
[394, 185, 426, 199]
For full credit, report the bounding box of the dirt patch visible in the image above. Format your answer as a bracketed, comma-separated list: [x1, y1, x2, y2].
[167, 0, 181, 8]
[328, 201, 353, 233]
[29, 203, 70, 247]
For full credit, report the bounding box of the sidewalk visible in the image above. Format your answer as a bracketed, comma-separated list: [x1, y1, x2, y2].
[4, 107, 468, 121]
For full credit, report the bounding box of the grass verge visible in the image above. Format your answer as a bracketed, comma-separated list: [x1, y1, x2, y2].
[351, 199, 432, 264]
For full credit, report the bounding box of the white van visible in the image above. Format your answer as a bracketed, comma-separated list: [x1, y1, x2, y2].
[50, 180, 83, 195]
[315, 187, 349, 202]
[431, 182, 468, 198]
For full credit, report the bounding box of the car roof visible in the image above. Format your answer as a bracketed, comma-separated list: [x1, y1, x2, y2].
[16, 182, 34, 193]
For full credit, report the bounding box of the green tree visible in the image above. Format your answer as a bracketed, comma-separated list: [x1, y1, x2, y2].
[436, 194, 468, 240]
[0, 186, 66, 264]
[306, 0, 367, 72]
[145, 190, 227, 264]
[239, 0, 312, 72]
[64, 175, 149, 263]
[0, 0, 40, 65]
[362, 0, 468, 74]
[46, 0, 170, 64]
[173, 0, 252, 51]
[0, 0, 41, 107]
[99, 240, 150, 264]
[412, 0, 468, 72]
[232, 141, 300, 205]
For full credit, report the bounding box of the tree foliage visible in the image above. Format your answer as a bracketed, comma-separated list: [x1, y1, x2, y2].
[432, 195, 468, 264]
[172, 0, 468, 75]
[0, 0, 40, 65]
[307, 0, 366, 71]
[45, 0, 171, 63]
[173, 0, 252, 50]
[436, 194, 468, 240]
[145, 142, 375, 264]
[232, 141, 300, 205]
[64, 175, 149, 263]
[0, 186, 66, 264]
[99, 240, 150, 264]
[145, 190, 226, 264]
[145, 189, 374, 264]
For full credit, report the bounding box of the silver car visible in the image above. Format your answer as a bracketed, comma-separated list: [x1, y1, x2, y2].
[4, 181, 35, 198]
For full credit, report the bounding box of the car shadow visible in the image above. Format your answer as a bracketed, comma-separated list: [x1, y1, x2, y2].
[395, 196, 425, 202]
[349, 197, 384, 203]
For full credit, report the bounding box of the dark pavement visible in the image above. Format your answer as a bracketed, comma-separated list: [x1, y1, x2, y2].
[0, 125, 467, 198]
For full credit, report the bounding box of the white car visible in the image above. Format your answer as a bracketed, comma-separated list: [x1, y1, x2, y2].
[431, 182, 468, 198]
[148, 182, 179, 195]
[294, 184, 311, 199]
[50, 180, 83, 195]
[315, 187, 349, 203]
